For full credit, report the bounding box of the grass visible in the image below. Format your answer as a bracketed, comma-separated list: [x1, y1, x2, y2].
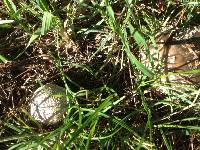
[0, 0, 200, 149]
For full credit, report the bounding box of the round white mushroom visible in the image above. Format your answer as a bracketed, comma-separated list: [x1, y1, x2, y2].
[30, 84, 67, 125]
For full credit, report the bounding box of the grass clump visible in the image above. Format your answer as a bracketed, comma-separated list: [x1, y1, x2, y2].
[0, 0, 200, 149]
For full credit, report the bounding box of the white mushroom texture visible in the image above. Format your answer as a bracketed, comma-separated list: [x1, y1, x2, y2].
[30, 84, 67, 125]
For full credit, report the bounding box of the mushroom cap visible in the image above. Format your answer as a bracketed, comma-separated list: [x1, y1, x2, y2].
[30, 84, 67, 125]
[142, 27, 200, 85]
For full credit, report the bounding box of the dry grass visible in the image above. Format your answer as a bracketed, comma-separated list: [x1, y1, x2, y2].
[0, 0, 200, 149]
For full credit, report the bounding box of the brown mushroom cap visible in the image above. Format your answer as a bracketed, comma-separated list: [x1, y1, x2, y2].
[141, 27, 200, 85]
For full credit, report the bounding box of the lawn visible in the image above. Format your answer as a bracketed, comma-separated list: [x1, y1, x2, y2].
[0, 0, 200, 149]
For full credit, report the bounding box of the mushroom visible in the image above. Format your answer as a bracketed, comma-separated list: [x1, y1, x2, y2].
[141, 27, 200, 85]
[30, 84, 67, 125]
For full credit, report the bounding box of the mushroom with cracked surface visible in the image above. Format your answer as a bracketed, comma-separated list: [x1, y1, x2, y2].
[30, 84, 67, 125]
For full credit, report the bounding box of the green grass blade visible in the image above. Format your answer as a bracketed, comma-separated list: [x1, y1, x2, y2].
[0, 133, 43, 143]
[105, 3, 154, 78]
[139, 89, 153, 142]
[106, 5, 115, 21]
[36, 0, 50, 12]
[159, 128, 172, 150]
[26, 28, 41, 48]
[65, 95, 113, 146]
[85, 119, 98, 149]
[4, 123, 23, 134]
[41, 11, 54, 35]
[90, 34, 111, 59]
[3, 0, 17, 13]
[0, 54, 9, 63]
[3, 0, 21, 20]
[111, 116, 154, 149]
[15, 28, 41, 59]
[120, 30, 154, 78]
[0, 20, 14, 24]
[155, 124, 200, 131]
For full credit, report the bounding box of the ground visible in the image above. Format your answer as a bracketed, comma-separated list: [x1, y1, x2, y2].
[0, 0, 200, 149]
